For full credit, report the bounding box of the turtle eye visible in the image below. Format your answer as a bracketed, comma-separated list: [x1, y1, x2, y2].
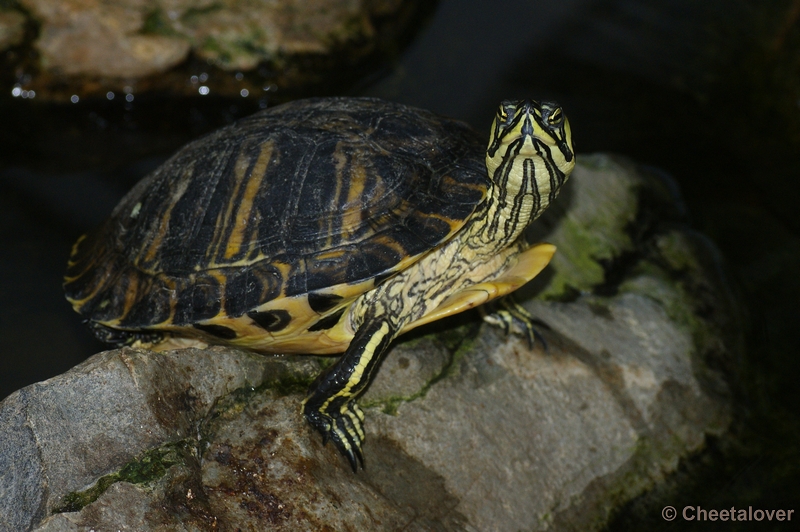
[547, 107, 564, 126]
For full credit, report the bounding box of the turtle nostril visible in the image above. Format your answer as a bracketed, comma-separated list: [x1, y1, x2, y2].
[522, 119, 534, 137]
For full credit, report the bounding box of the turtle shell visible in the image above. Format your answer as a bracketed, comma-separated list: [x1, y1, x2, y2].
[64, 97, 489, 351]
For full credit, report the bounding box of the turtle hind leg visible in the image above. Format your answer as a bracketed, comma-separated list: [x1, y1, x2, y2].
[303, 319, 395, 472]
[480, 296, 551, 349]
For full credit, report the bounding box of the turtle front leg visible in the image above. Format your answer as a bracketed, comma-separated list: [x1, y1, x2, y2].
[303, 319, 396, 471]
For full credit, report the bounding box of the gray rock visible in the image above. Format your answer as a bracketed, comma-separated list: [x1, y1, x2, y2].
[1, 154, 737, 531]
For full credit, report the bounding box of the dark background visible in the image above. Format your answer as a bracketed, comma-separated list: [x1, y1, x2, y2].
[1, 0, 798, 529]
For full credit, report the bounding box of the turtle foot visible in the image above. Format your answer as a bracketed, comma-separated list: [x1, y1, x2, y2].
[304, 401, 365, 472]
[482, 296, 550, 349]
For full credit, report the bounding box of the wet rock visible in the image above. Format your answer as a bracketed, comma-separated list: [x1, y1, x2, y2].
[8, 0, 429, 100]
[0, 154, 738, 531]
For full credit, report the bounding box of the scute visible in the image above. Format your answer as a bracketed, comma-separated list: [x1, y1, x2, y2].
[65, 98, 489, 334]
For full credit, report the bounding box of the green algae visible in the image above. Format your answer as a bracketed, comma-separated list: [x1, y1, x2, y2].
[535, 157, 640, 301]
[52, 440, 195, 514]
[362, 322, 481, 415]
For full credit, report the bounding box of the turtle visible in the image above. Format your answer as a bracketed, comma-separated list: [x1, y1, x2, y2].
[64, 96, 575, 471]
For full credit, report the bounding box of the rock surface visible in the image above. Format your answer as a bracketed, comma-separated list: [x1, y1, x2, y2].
[0, 154, 738, 531]
[24, 0, 191, 79]
[5, 0, 428, 100]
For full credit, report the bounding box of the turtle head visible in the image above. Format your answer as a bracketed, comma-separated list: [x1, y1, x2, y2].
[485, 99, 575, 219]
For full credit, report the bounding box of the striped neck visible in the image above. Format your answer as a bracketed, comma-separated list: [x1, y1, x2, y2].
[473, 99, 575, 249]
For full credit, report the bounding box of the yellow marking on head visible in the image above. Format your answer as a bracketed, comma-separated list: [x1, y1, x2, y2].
[486, 100, 575, 180]
[479, 100, 576, 239]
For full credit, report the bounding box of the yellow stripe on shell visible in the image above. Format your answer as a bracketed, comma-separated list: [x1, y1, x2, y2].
[340, 155, 367, 239]
[141, 169, 191, 265]
[64, 234, 87, 271]
[223, 141, 273, 260]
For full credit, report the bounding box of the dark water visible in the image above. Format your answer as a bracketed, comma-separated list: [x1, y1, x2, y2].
[1, 0, 798, 527]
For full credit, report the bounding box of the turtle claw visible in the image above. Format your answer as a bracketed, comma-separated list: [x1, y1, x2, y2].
[304, 401, 366, 472]
[482, 296, 550, 350]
